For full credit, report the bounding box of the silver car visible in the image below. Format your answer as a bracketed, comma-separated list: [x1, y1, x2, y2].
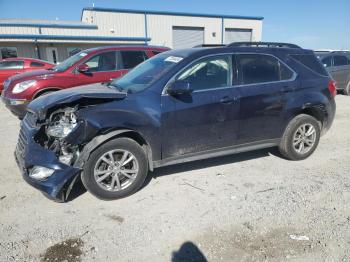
[315, 51, 350, 95]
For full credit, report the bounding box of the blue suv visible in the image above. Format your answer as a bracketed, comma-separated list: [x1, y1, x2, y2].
[15, 42, 336, 201]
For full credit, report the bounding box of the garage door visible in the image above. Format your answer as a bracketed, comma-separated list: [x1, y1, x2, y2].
[225, 28, 252, 44]
[172, 26, 204, 49]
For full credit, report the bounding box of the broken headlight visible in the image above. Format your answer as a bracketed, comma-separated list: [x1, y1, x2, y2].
[46, 107, 78, 138]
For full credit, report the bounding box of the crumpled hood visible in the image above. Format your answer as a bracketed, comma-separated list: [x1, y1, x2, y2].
[27, 83, 127, 119]
[9, 69, 55, 82]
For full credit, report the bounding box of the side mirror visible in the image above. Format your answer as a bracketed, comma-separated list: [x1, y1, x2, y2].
[167, 80, 192, 95]
[77, 64, 90, 73]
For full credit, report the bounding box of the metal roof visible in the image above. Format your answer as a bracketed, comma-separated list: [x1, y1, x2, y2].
[0, 34, 151, 42]
[82, 7, 264, 21]
[0, 18, 98, 29]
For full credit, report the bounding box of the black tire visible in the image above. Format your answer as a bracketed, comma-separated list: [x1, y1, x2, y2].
[279, 114, 321, 161]
[344, 82, 350, 96]
[81, 137, 148, 200]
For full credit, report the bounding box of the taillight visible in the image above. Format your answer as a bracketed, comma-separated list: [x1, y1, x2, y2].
[328, 80, 337, 98]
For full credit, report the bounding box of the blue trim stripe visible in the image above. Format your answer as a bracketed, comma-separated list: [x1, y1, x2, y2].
[0, 34, 151, 42]
[0, 22, 98, 29]
[82, 7, 264, 21]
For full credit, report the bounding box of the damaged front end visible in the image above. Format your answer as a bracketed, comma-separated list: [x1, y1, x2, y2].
[16, 107, 83, 202]
[14, 84, 127, 202]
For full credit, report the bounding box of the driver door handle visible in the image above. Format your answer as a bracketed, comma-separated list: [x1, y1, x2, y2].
[220, 96, 235, 104]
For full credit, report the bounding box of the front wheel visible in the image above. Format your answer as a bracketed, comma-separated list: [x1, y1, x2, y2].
[81, 137, 148, 200]
[279, 114, 321, 160]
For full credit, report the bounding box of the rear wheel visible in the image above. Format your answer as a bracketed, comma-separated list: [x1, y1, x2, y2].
[81, 137, 148, 200]
[279, 114, 321, 160]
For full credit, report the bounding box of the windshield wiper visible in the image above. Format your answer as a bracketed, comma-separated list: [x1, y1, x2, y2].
[108, 83, 126, 93]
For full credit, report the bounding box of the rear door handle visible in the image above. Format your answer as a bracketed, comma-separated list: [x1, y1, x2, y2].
[220, 96, 235, 104]
[281, 86, 293, 93]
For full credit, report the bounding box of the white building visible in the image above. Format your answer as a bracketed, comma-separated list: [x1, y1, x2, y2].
[0, 7, 263, 63]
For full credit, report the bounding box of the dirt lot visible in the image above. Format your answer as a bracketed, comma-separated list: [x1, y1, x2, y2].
[0, 95, 349, 262]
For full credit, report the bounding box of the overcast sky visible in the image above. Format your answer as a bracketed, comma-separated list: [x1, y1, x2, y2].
[1, 0, 349, 50]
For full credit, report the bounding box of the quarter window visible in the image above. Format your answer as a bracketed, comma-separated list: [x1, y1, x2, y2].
[84, 51, 117, 72]
[238, 54, 293, 85]
[333, 55, 350, 66]
[0, 47, 18, 59]
[120, 51, 147, 69]
[30, 61, 45, 68]
[291, 54, 329, 76]
[0, 60, 24, 69]
[177, 56, 230, 91]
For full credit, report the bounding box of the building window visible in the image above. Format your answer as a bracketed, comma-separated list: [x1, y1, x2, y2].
[0, 47, 18, 59]
[67, 47, 82, 57]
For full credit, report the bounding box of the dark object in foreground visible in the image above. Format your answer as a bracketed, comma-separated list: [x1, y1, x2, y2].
[15, 42, 336, 201]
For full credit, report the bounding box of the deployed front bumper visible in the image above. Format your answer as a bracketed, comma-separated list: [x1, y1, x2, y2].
[15, 115, 81, 201]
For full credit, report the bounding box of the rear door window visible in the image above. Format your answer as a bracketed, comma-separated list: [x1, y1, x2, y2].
[84, 51, 117, 72]
[237, 54, 293, 85]
[0, 61, 24, 70]
[333, 55, 350, 66]
[120, 51, 147, 69]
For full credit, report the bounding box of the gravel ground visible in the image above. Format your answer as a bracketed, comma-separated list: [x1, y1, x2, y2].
[0, 95, 349, 262]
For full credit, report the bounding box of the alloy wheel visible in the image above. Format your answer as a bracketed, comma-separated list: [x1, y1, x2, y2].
[93, 149, 139, 191]
[292, 123, 317, 154]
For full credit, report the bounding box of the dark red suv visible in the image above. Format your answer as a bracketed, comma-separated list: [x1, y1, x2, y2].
[1, 45, 169, 118]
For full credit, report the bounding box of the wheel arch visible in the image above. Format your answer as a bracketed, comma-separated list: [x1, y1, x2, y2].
[299, 105, 326, 127]
[33, 87, 62, 99]
[74, 129, 154, 171]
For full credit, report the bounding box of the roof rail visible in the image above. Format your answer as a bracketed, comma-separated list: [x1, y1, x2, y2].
[193, 44, 226, 48]
[227, 42, 301, 49]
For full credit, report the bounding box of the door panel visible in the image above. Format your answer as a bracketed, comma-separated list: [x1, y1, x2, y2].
[161, 88, 240, 159]
[331, 66, 350, 88]
[46, 47, 58, 64]
[161, 55, 240, 159]
[236, 54, 296, 144]
[237, 82, 292, 143]
[331, 55, 350, 88]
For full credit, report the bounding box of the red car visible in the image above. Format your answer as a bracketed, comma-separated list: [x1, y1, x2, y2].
[0, 58, 54, 93]
[1, 45, 169, 118]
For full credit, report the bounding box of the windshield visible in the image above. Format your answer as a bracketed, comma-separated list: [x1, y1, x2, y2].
[110, 54, 183, 94]
[52, 51, 89, 72]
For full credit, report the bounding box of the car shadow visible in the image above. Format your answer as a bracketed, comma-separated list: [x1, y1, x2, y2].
[172, 241, 207, 262]
[66, 147, 282, 202]
[144, 147, 281, 187]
